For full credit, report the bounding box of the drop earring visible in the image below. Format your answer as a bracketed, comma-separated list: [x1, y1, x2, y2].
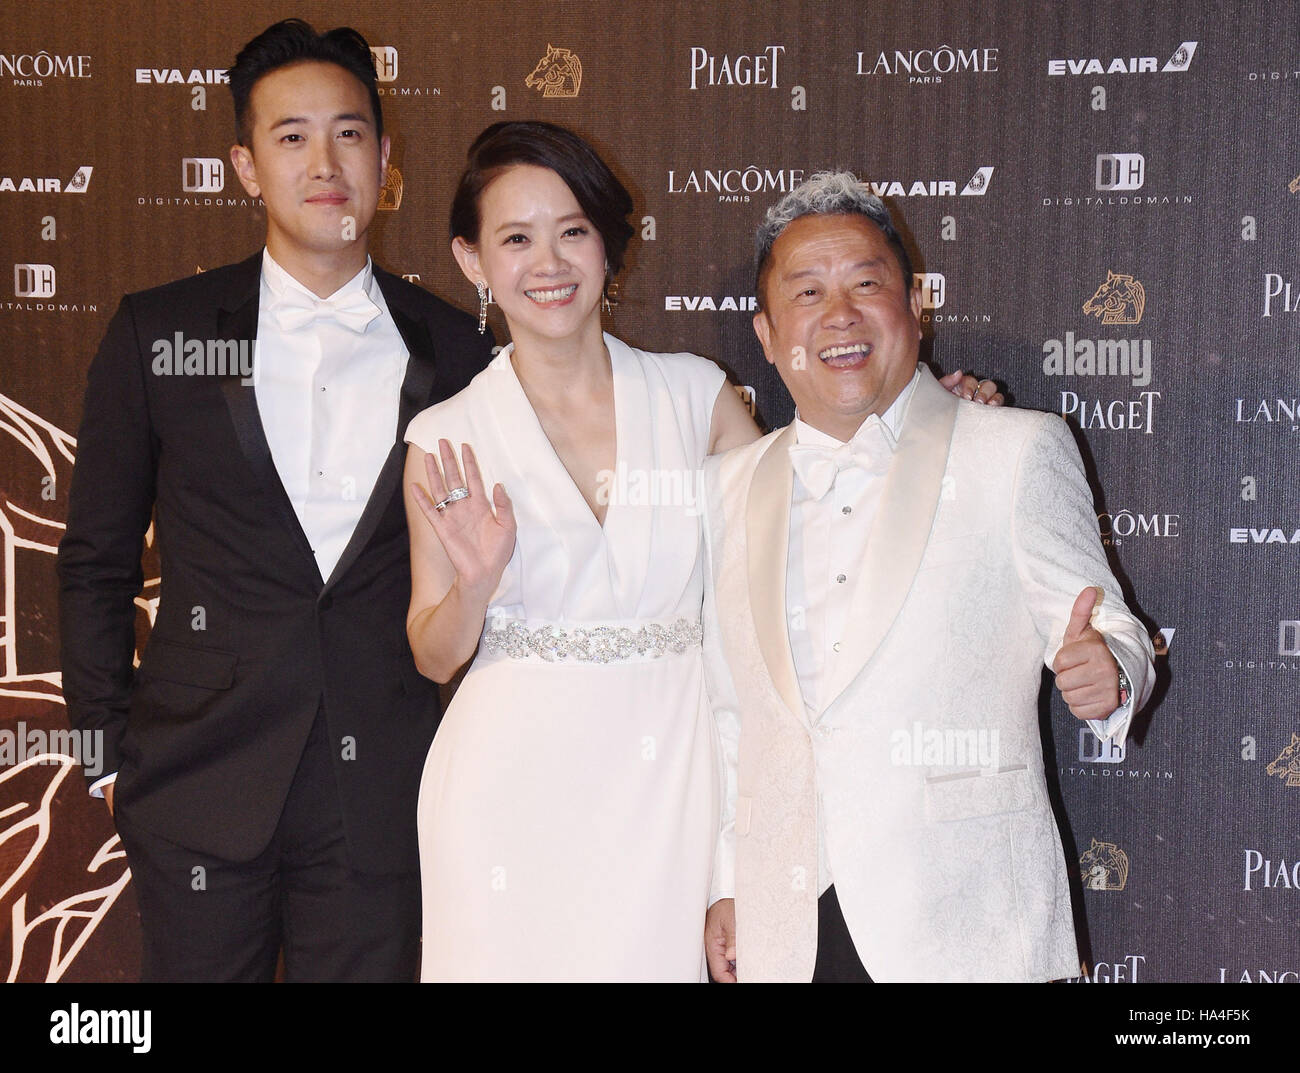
[476, 280, 491, 334]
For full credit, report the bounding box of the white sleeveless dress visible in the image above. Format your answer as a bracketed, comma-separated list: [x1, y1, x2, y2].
[404, 333, 725, 981]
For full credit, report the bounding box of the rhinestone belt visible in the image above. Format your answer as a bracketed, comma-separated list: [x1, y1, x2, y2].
[480, 617, 703, 664]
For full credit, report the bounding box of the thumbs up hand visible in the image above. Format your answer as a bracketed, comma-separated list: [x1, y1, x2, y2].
[1052, 587, 1121, 721]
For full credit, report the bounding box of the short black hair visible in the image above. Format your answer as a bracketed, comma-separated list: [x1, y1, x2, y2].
[450, 121, 635, 284]
[228, 19, 383, 148]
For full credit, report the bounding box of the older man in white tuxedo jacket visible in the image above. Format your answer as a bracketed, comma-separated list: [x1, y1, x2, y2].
[701, 173, 1154, 983]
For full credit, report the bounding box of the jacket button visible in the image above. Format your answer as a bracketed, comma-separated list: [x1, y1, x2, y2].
[319, 594, 334, 610]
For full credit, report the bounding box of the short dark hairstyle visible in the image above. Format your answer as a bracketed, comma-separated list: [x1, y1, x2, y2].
[450, 121, 636, 285]
[228, 19, 383, 148]
[754, 171, 915, 310]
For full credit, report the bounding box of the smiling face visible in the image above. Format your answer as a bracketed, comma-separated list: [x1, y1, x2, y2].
[451, 163, 606, 353]
[754, 212, 922, 441]
[229, 60, 389, 285]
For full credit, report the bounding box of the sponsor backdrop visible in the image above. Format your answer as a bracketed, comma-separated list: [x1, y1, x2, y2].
[0, 0, 1296, 983]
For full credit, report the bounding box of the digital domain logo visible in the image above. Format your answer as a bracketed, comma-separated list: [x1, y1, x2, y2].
[526, 45, 582, 98]
[689, 45, 785, 89]
[1080, 838, 1129, 891]
[0, 166, 92, 194]
[915, 273, 945, 309]
[13, 264, 55, 298]
[1063, 725, 1173, 782]
[1095, 153, 1144, 192]
[182, 158, 224, 193]
[4, 264, 97, 313]
[1222, 619, 1300, 673]
[139, 158, 258, 209]
[1042, 151, 1191, 209]
[370, 47, 397, 82]
[912, 273, 993, 326]
[1047, 41, 1197, 76]
[368, 46, 438, 97]
[854, 45, 999, 84]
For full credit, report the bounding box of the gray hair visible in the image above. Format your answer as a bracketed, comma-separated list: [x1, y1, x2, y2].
[754, 170, 914, 307]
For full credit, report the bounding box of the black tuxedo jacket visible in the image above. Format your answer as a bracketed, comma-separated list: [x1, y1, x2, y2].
[57, 253, 492, 872]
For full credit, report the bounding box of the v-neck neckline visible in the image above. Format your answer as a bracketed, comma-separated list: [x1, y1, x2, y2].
[500, 339, 621, 533]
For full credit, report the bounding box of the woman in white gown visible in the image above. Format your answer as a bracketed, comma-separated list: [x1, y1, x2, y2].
[402, 123, 993, 981]
[402, 122, 760, 981]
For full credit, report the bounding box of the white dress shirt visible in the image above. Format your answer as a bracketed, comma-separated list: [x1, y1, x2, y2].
[255, 249, 407, 582]
[786, 370, 919, 895]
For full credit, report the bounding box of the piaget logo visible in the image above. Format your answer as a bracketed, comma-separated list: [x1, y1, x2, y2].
[689, 45, 785, 89]
[1080, 838, 1129, 891]
[526, 45, 582, 98]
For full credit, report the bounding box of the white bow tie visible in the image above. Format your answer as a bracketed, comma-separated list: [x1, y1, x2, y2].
[788, 419, 896, 500]
[270, 286, 381, 334]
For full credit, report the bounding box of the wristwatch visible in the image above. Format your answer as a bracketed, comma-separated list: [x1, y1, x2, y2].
[1115, 659, 1131, 707]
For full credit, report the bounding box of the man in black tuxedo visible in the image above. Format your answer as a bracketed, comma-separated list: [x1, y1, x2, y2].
[57, 19, 490, 981]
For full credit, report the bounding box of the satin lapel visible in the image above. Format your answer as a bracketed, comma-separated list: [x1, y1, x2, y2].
[745, 424, 807, 725]
[821, 369, 958, 710]
[323, 279, 437, 592]
[215, 275, 318, 574]
[600, 335, 652, 617]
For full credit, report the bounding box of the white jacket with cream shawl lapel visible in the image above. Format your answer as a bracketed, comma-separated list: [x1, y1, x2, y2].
[702, 366, 1154, 982]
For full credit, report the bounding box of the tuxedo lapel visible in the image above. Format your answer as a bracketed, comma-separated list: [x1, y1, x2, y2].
[322, 271, 436, 592]
[215, 257, 318, 574]
[822, 369, 957, 709]
[745, 424, 807, 725]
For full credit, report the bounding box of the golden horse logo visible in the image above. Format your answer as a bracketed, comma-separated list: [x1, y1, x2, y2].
[1083, 270, 1146, 325]
[525, 45, 583, 98]
[1266, 733, 1300, 787]
[378, 166, 403, 212]
[1079, 837, 1130, 891]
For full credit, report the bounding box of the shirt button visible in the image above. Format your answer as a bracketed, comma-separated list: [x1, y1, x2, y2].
[841, 505, 852, 514]
[836, 573, 847, 584]
[832, 642, 841, 652]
